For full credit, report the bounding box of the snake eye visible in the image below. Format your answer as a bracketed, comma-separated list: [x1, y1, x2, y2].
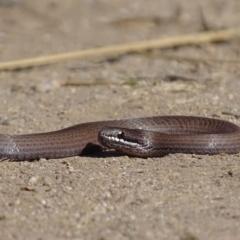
[117, 130, 124, 139]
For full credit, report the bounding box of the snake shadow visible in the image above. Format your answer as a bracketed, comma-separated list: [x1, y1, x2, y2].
[81, 143, 124, 158]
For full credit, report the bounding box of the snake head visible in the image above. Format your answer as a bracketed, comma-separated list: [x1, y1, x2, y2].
[98, 127, 151, 157]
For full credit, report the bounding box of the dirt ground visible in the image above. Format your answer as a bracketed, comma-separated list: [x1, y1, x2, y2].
[0, 0, 240, 239]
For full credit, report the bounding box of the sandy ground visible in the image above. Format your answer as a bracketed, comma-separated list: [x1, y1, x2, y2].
[0, 0, 240, 239]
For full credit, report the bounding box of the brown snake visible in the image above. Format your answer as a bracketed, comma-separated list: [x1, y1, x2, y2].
[0, 116, 240, 160]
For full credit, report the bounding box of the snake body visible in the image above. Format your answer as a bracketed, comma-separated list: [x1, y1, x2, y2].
[0, 116, 240, 160]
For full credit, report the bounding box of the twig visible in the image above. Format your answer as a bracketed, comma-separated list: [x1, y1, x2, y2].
[143, 52, 240, 64]
[0, 28, 240, 71]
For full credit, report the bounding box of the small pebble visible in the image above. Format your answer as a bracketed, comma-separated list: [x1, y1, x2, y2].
[28, 176, 40, 185]
[42, 176, 52, 186]
[34, 79, 60, 92]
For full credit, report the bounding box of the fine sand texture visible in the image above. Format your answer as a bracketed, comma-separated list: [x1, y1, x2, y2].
[0, 1, 240, 239]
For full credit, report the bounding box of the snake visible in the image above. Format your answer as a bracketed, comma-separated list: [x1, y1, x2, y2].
[0, 116, 239, 160]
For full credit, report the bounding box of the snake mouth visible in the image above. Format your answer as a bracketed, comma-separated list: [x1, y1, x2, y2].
[98, 127, 144, 149]
[103, 134, 141, 147]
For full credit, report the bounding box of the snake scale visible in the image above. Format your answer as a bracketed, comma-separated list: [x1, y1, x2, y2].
[0, 116, 239, 160]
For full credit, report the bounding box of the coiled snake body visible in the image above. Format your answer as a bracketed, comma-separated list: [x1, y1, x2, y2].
[0, 116, 240, 160]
